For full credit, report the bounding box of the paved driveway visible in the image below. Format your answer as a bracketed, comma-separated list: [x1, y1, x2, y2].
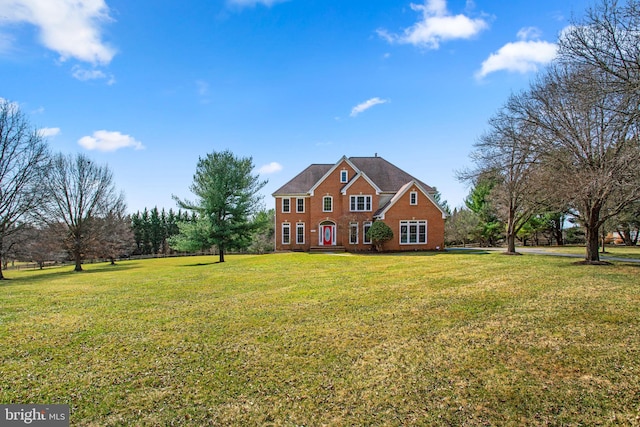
[448, 246, 640, 264]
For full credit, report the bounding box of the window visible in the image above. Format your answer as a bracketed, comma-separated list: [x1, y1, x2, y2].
[410, 191, 418, 205]
[296, 198, 305, 213]
[350, 195, 372, 212]
[400, 220, 427, 244]
[323, 196, 333, 212]
[349, 222, 358, 245]
[282, 223, 291, 245]
[296, 223, 305, 244]
[282, 198, 290, 213]
[340, 170, 348, 183]
[363, 221, 372, 244]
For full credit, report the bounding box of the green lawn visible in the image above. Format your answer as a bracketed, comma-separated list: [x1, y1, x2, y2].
[1, 252, 639, 426]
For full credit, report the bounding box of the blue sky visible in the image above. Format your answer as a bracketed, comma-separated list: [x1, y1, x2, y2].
[0, 0, 591, 214]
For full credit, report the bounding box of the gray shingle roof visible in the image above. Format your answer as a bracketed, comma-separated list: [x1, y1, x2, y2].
[272, 156, 435, 196]
[272, 164, 333, 195]
[349, 157, 434, 193]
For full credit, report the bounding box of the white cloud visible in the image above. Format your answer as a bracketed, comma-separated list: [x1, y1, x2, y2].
[517, 27, 542, 41]
[39, 127, 60, 137]
[476, 27, 557, 79]
[378, 0, 489, 49]
[0, 0, 116, 65]
[350, 97, 388, 117]
[257, 162, 283, 174]
[78, 130, 144, 152]
[72, 66, 115, 84]
[227, 0, 287, 7]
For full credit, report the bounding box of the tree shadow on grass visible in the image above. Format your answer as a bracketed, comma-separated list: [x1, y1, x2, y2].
[181, 261, 222, 267]
[1, 263, 141, 286]
[366, 249, 492, 257]
[441, 248, 492, 255]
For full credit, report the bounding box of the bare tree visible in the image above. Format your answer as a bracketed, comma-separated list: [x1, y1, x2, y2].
[0, 100, 50, 279]
[558, 0, 640, 95]
[613, 200, 640, 245]
[519, 63, 640, 263]
[445, 207, 479, 247]
[14, 223, 67, 269]
[463, 96, 545, 254]
[95, 206, 134, 265]
[44, 153, 126, 271]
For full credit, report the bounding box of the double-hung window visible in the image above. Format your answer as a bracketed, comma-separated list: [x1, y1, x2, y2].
[282, 223, 291, 245]
[296, 223, 305, 244]
[323, 196, 333, 212]
[363, 221, 372, 244]
[399, 220, 427, 244]
[410, 191, 418, 205]
[340, 170, 348, 183]
[350, 195, 372, 212]
[349, 222, 358, 245]
[296, 198, 305, 213]
[282, 198, 290, 213]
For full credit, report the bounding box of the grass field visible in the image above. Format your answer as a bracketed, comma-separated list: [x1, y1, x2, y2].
[1, 252, 639, 426]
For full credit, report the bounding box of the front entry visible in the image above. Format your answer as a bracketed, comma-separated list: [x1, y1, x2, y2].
[319, 222, 336, 246]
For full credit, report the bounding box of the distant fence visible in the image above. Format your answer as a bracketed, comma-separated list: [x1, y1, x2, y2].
[3, 249, 272, 271]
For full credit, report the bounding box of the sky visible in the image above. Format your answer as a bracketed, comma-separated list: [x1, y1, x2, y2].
[0, 0, 593, 214]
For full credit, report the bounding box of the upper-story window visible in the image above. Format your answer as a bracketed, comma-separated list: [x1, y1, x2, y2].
[410, 191, 418, 205]
[323, 196, 333, 212]
[340, 170, 348, 183]
[282, 198, 290, 213]
[350, 195, 372, 212]
[296, 198, 305, 213]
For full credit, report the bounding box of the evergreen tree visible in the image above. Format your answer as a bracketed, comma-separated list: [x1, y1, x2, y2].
[173, 150, 267, 263]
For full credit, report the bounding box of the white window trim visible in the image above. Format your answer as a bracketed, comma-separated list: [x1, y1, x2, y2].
[399, 220, 427, 245]
[282, 223, 291, 245]
[296, 198, 305, 213]
[349, 195, 372, 212]
[282, 198, 290, 213]
[323, 196, 333, 212]
[349, 222, 358, 245]
[340, 170, 348, 183]
[363, 221, 372, 244]
[410, 191, 418, 205]
[296, 222, 305, 244]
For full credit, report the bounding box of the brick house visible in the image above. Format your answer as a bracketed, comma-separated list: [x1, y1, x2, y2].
[272, 155, 447, 252]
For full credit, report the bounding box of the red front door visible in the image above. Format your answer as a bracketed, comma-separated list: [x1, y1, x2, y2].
[321, 225, 334, 246]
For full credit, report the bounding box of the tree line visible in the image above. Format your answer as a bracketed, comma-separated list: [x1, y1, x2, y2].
[447, 0, 640, 264]
[0, 99, 275, 278]
[129, 206, 275, 258]
[0, 100, 130, 277]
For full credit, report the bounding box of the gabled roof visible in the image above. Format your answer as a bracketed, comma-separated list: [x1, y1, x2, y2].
[309, 156, 359, 196]
[340, 171, 381, 195]
[375, 180, 448, 219]
[272, 155, 436, 196]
